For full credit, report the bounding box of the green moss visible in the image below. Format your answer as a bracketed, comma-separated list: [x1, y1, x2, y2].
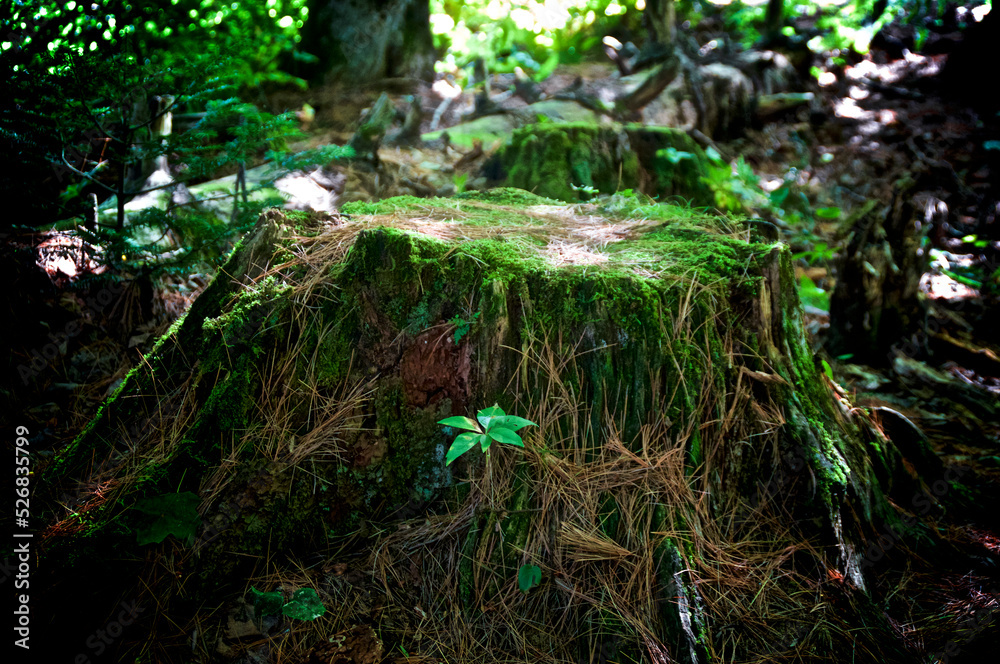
[454, 187, 562, 207]
[500, 123, 715, 205]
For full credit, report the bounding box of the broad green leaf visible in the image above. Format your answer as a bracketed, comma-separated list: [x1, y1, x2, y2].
[446, 432, 481, 465]
[477, 403, 505, 430]
[658, 147, 693, 164]
[489, 427, 524, 447]
[438, 416, 481, 432]
[478, 433, 492, 453]
[282, 588, 326, 621]
[134, 492, 202, 545]
[798, 275, 829, 311]
[815, 207, 841, 219]
[488, 415, 536, 432]
[770, 185, 790, 206]
[249, 587, 284, 616]
[518, 564, 542, 593]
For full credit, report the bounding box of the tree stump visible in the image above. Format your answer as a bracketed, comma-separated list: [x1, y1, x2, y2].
[36, 191, 943, 663]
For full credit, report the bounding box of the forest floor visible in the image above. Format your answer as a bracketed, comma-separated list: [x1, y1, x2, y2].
[6, 26, 1000, 662]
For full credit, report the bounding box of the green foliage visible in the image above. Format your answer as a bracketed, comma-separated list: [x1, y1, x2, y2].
[281, 588, 327, 621]
[447, 311, 480, 343]
[439, 404, 537, 465]
[571, 183, 600, 200]
[1, 1, 312, 92]
[821, 359, 834, 381]
[792, 242, 834, 266]
[702, 156, 770, 214]
[5, 30, 349, 279]
[710, 0, 950, 54]
[2, 0, 322, 232]
[658, 147, 695, 165]
[250, 587, 327, 621]
[429, 0, 641, 83]
[249, 587, 286, 616]
[517, 563, 542, 592]
[798, 274, 830, 311]
[133, 491, 201, 545]
[453, 172, 470, 195]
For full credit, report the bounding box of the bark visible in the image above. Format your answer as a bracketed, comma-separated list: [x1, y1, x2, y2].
[300, 0, 436, 84]
[764, 0, 784, 42]
[643, 0, 676, 46]
[827, 179, 930, 363]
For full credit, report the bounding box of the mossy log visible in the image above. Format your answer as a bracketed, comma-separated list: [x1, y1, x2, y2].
[36, 190, 937, 663]
[497, 123, 717, 206]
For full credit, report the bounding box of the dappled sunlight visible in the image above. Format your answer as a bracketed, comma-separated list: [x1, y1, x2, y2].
[36, 231, 105, 281]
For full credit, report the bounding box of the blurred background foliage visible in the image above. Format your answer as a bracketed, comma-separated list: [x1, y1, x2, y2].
[0, 0, 986, 264]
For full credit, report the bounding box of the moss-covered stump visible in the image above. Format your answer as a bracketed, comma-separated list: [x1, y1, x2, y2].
[827, 179, 930, 363]
[36, 190, 944, 663]
[498, 123, 716, 206]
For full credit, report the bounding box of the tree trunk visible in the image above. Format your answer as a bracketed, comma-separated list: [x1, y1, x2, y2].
[643, 0, 676, 46]
[764, 0, 784, 42]
[300, 0, 436, 84]
[827, 179, 930, 363]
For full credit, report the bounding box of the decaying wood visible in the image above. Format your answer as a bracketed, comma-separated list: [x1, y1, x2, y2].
[348, 92, 395, 162]
[617, 52, 681, 113]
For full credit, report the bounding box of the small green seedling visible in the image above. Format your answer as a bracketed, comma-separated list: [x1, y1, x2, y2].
[438, 404, 536, 465]
[447, 311, 480, 344]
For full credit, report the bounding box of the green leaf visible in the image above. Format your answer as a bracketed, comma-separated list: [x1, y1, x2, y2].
[488, 427, 524, 447]
[658, 147, 694, 164]
[249, 587, 284, 616]
[477, 403, 505, 430]
[133, 492, 202, 545]
[815, 207, 841, 219]
[770, 185, 790, 206]
[478, 433, 492, 453]
[488, 415, 536, 432]
[821, 359, 834, 381]
[438, 416, 481, 432]
[446, 432, 481, 465]
[282, 588, 326, 621]
[518, 563, 542, 593]
[798, 275, 829, 311]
